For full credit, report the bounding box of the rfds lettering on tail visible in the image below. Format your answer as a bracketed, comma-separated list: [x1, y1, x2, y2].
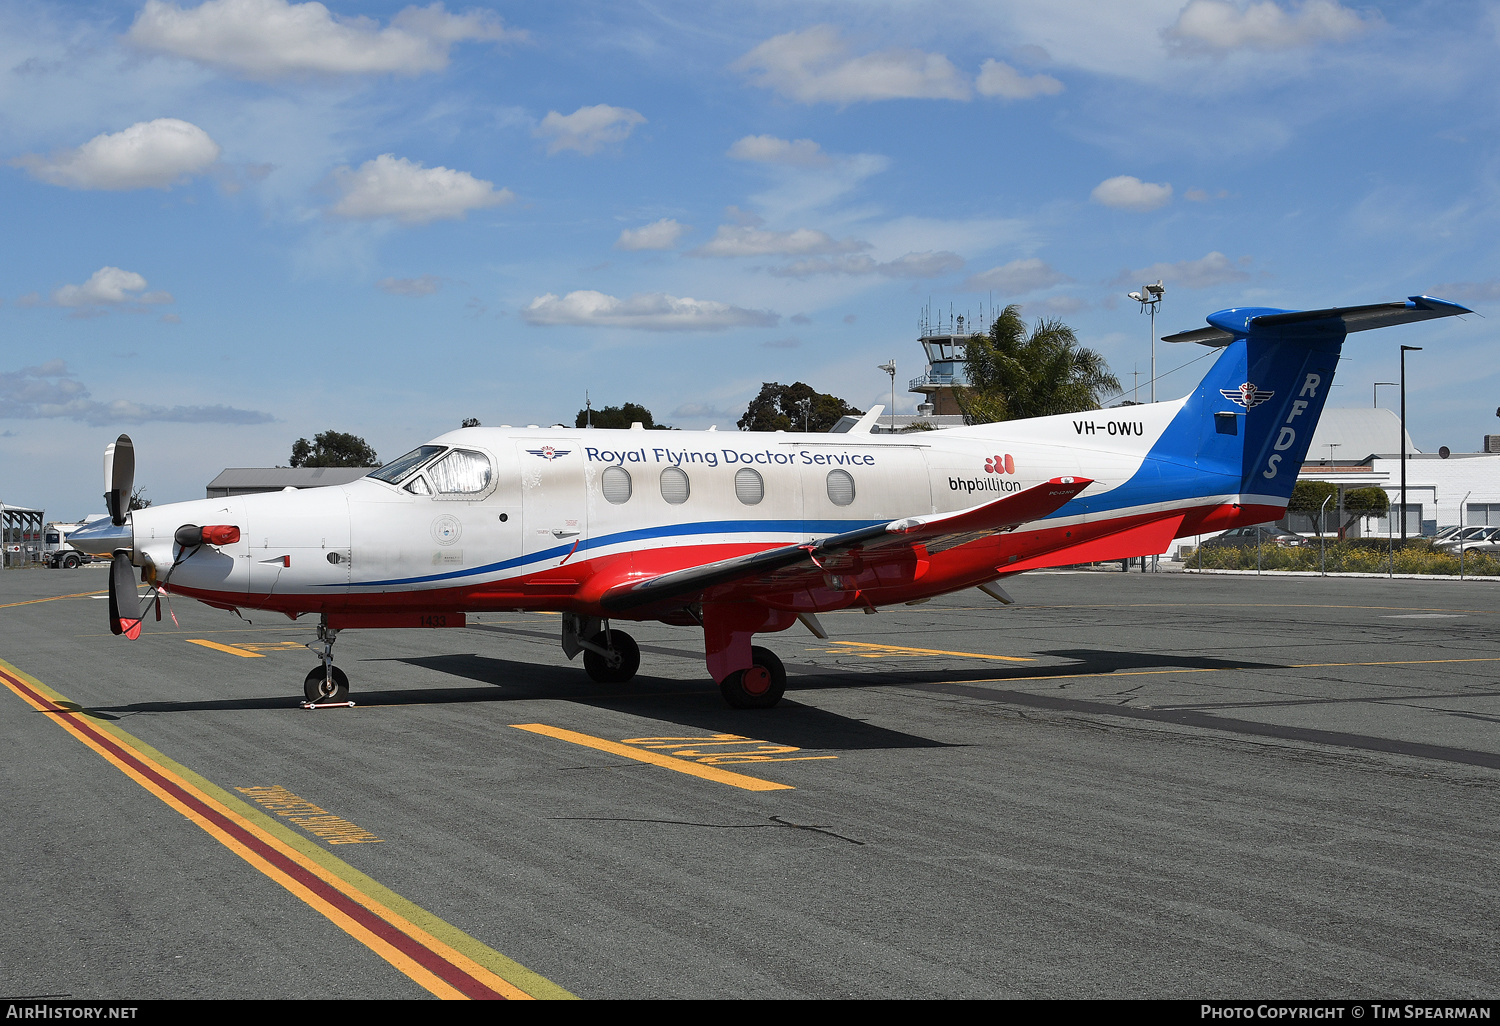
[68, 295, 1470, 708]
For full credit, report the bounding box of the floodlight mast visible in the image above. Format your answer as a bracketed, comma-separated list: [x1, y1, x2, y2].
[877, 360, 896, 432]
[1129, 280, 1164, 402]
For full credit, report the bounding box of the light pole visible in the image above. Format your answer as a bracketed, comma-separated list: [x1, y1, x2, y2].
[877, 360, 896, 433]
[1128, 280, 1164, 403]
[1373, 381, 1396, 408]
[1399, 345, 1422, 543]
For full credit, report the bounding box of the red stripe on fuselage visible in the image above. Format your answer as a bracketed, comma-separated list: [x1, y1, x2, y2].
[164, 500, 1283, 620]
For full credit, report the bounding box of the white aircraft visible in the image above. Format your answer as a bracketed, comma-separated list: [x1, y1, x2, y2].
[70, 296, 1470, 708]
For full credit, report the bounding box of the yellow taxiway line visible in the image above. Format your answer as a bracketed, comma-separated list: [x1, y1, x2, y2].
[187, 638, 265, 658]
[945, 655, 1500, 688]
[828, 640, 1033, 662]
[512, 723, 796, 791]
[0, 657, 573, 1000]
[0, 589, 107, 609]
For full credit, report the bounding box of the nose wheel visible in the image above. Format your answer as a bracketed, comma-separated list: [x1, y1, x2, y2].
[303, 665, 350, 703]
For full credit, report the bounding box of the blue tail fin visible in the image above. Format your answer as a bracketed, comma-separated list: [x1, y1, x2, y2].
[1147, 295, 1470, 506]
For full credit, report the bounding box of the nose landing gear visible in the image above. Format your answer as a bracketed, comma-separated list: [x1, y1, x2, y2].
[302, 620, 352, 706]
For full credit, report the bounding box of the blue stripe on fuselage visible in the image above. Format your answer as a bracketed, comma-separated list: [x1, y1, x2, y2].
[344, 517, 883, 587]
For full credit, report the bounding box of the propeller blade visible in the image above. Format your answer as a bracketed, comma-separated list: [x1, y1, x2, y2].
[104, 434, 135, 526]
[108, 551, 142, 640]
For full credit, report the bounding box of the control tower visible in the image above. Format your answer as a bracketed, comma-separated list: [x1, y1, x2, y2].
[908, 311, 984, 416]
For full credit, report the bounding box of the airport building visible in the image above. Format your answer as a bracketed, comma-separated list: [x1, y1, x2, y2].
[205, 467, 369, 497]
[1, 502, 45, 567]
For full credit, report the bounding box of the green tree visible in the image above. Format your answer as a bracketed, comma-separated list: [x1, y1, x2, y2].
[575, 402, 670, 429]
[738, 382, 862, 432]
[1340, 486, 1389, 538]
[954, 305, 1121, 424]
[290, 431, 380, 468]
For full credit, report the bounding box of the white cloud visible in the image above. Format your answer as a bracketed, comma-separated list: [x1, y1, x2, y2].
[1091, 175, 1173, 211]
[1429, 280, 1500, 303]
[727, 135, 830, 167]
[1166, 0, 1370, 53]
[771, 251, 963, 278]
[732, 25, 971, 104]
[521, 291, 777, 331]
[52, 267, 173, 308]
[692, 225, 868, 258]
[127, 0, 520, 78]
[329, 154, 512, 224]
[0, 361, 270, 425]
[615, 219, 689, 251]
[377, 274, 441, 296]
[963, 257, 1071, 295]
[12, 119, 220, 191]
[1117, 251, 1251, 289]
[975, 59, 1064, 100]
[534, 104, 645, 156]
[1035, 295, 1087, 315]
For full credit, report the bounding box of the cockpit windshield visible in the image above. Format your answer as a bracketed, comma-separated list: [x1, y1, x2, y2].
[368, 445, 443, 484]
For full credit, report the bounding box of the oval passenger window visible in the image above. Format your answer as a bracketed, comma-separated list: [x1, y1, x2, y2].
[734, 467, 764, 505]
[826, 469, 855, 506]
[660, 467, 690, 504]
[602, 466, 633, 504]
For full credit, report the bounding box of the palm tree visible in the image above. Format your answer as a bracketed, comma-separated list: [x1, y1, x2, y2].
[954, 305, 1120, 424]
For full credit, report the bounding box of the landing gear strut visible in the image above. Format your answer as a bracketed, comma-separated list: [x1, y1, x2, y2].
[303, 620, 350, 703]
[561, 613, 640, 684]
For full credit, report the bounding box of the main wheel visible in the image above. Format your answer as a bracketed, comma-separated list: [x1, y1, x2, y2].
[719, 646, 787, 709]
[583, 630, 640, 683]
[303, 665, 350, 703]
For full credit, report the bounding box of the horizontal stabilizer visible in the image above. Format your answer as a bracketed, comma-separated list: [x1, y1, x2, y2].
[1163, 295, 1472, 347]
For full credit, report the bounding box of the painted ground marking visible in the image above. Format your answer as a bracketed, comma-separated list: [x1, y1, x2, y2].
[511, 723, 797, 791]
[0, 657, 572, 1000]
[821, 640, 1032, 662]
[237, 786, 383, 845]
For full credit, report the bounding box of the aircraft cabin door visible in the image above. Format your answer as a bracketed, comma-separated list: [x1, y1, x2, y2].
[517, 441, 588, 570]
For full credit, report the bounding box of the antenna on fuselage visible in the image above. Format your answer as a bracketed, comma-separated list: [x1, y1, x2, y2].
[585, 390, 592, 429]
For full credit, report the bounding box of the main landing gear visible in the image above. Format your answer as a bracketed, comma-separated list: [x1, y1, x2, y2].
[302, 620, 351, 704]
[561, 607, 794, 708]
[719, 646, 786, 709]
[561, 614, 640, 684]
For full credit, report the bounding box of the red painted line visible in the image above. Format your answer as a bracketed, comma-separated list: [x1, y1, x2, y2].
[0, 667, 508, 1000]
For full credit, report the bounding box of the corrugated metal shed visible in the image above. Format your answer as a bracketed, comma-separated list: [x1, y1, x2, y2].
[206, 467, 369, 497]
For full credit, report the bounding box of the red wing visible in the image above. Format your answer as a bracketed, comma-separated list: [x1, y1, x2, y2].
[599, 476, 1091, 615]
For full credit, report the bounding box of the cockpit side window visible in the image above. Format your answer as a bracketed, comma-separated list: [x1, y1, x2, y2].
[428, 449, 492, 494]
[368, 446, 443, 484]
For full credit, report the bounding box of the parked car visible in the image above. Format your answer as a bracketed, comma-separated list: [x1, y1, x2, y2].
[1437, 525, 1500, 554]
[1197, 525, 1308, 549]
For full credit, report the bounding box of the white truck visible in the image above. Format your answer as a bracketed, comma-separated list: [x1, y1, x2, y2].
[44, 517, 105, 568]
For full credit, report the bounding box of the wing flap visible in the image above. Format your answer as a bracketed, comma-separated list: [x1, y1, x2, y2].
[599, 476, 1091, 614]
[1000, 514, 1184, 574]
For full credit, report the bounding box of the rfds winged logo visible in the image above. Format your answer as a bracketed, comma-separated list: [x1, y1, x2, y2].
[525, 446, 570, 460]
[1221, 382, 1274, 409]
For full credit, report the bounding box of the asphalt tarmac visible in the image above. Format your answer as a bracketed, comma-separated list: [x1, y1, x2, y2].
[3, 563, 1498, 999]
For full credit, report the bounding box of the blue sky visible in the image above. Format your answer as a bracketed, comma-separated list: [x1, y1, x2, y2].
[2, 0, 1497, 518]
